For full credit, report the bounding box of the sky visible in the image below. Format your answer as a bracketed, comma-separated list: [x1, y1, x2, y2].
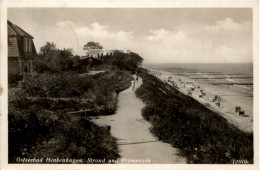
[8, 8, 253, 63]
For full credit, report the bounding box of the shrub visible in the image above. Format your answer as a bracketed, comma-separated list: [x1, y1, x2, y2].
[8, 73, 23, 85]
[101, 51, 143, 73]
[8, 103, 55, 162]
[36, 42, 82, 73]
[20, 73, 94, 98]
[34, 59, 58, 73]
[64, 118, 119, 162]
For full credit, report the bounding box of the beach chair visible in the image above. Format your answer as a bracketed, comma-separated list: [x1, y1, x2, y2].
[235, 106, 241, 112]
[239, 110, 245, 117]
[212, 95, 218, 102]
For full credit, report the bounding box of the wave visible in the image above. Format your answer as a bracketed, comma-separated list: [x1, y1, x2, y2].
[233, 84, 253, 90]
[190, 76, 253, 80]
[211, 82, 253, 85]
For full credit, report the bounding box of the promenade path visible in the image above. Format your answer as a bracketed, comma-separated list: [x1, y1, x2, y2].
[92, 75, 186, 164]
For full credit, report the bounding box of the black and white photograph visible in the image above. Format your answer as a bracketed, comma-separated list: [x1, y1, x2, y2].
[0, 1, 259, 170]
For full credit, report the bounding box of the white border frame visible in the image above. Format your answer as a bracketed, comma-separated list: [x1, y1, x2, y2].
[1, 1, 259, 170]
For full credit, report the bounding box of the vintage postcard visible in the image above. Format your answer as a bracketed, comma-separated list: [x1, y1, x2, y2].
[0, 1, 259, 170]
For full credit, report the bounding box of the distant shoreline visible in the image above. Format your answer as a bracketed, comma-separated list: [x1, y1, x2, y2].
[146, 68, 253, 133]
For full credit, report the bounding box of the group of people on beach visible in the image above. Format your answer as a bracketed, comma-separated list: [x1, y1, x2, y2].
[148, 69, 222, 108]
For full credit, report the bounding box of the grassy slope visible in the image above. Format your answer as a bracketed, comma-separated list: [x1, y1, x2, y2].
[8, 70, 133, 163]
[135, 69, 253, 164]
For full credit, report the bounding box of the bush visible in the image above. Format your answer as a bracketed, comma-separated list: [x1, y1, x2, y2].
[101, 51, 143, 73]
[34, 59, 58, 73]
[21, 73, 94, 98]
[35, 42, 82, 73]
[8, 73, 23, 85]
[8, 103, 55, 162]
[19, 71, 132, 116]
[64, 118, 119, 162]
[8, 94, 120, 163]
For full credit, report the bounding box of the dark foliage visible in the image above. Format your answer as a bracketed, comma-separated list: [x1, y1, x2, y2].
[21, 73, 93, 98]
[83, 41, 103, 50]
[8, 100, 55, 162]
[64, 118, 119, 162]
[101, 51, 143, 73]
[8, 73, 23, 85]
[8, 96, 119, 163]
[35, 42, 82, 73]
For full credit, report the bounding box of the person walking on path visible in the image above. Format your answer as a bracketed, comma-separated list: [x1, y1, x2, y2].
[135, 72, 139, 82]
[131, 79, 135, 91]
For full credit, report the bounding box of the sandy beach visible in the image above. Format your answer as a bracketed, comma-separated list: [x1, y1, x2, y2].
[92, 75, 186, 163]
[147, 69, 253, 133]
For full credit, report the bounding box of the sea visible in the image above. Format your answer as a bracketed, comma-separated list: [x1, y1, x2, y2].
[144, 63, 253, 97]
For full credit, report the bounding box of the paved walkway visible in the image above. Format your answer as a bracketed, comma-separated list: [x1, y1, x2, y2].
[93, 75, 186, 164]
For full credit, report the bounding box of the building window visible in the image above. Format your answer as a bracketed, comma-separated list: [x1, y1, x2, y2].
[24, 38, 32, 52]
[29, 39, 32, 52]
[24, 38, 27, 52]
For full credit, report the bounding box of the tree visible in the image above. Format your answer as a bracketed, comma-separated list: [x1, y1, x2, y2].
[101, 51, 143, 73]
[59, 48, 74, 71]
[39, 42, 57, 56]
[83, 41, 103, 51]
[35, 42, 79, 73]
[37, 42, 60, 73]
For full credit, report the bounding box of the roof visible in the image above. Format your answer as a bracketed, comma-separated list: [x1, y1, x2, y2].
[8, 20, 34, 38]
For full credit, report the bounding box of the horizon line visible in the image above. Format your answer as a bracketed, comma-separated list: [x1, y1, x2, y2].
[143, 62, 253, 64]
